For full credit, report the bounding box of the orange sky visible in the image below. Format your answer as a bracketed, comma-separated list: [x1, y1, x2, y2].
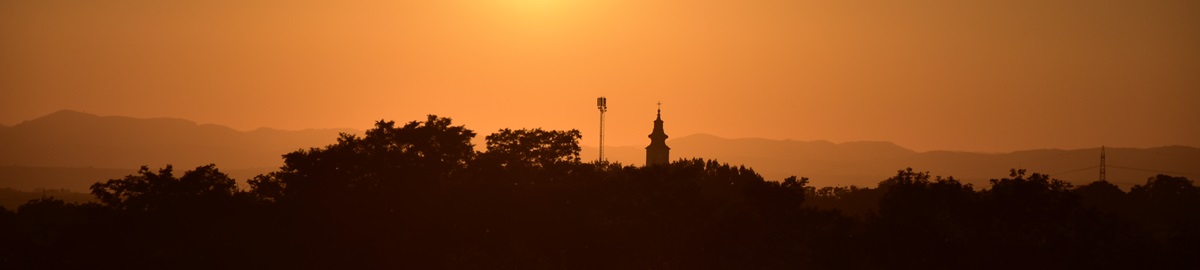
[2, 0, 1197, 152]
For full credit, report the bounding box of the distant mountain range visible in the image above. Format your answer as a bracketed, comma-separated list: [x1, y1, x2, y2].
[581, 135, 1200, 189]
[0, 110, 351, 191]
[2, 110, 1198, 193]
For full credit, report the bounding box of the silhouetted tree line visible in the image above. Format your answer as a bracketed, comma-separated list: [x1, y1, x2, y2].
[1, 115, 1196, 269]
[0, 188, 92, 210]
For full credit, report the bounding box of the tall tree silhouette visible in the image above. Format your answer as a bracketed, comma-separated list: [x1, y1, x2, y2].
[869, 168, 978, 269]
[91, 164, 238, 211]
[83, 164, 257, 269]
[246, 115, 477, 269]
[483, 128, 582, 168]
[250, 115, 475, 206]
[471, 128, 585, 187]
[1074, 180, 1126, 213]
[1128, 174, 1200, 268]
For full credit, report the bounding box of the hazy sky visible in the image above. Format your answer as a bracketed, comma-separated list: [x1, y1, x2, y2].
[3, 0, 1197, 152]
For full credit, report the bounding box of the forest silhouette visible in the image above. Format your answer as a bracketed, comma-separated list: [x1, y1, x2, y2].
[2, 115, 1197, 269]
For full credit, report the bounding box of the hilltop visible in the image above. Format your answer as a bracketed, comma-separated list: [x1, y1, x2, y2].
[2, 110, 1197, 192]
[583, 134, 1199, 189]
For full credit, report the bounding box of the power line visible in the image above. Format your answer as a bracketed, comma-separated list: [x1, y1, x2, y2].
[1050, 165, 1100, 176]
[1106, 164, 1197, 177]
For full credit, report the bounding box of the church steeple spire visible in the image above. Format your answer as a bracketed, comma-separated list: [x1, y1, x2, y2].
[646, 102, 670, 166]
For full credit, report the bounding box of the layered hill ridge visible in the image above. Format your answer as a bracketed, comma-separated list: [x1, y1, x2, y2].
[0, 110, 352, 169]
[2, 110, 1198, 192]
[582, 135, 1200, 189]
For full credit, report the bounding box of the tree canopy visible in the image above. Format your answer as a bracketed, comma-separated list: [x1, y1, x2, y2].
[3, 115, 1197, 269]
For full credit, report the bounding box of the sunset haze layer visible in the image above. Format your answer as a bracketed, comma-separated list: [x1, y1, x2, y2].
[3, 0, 1197, 152]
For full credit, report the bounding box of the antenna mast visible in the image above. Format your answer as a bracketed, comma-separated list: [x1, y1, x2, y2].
[597, 97, 608, 162]
[1099, 146, 1107, 182]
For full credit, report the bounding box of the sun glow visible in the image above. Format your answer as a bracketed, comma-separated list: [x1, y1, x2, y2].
[504, 0, 569, 12]
[490, 0, 608, 20]
[479, 0, 613, 35]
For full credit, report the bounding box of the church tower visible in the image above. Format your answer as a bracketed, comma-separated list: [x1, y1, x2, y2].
[646, 103, 670, 166]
